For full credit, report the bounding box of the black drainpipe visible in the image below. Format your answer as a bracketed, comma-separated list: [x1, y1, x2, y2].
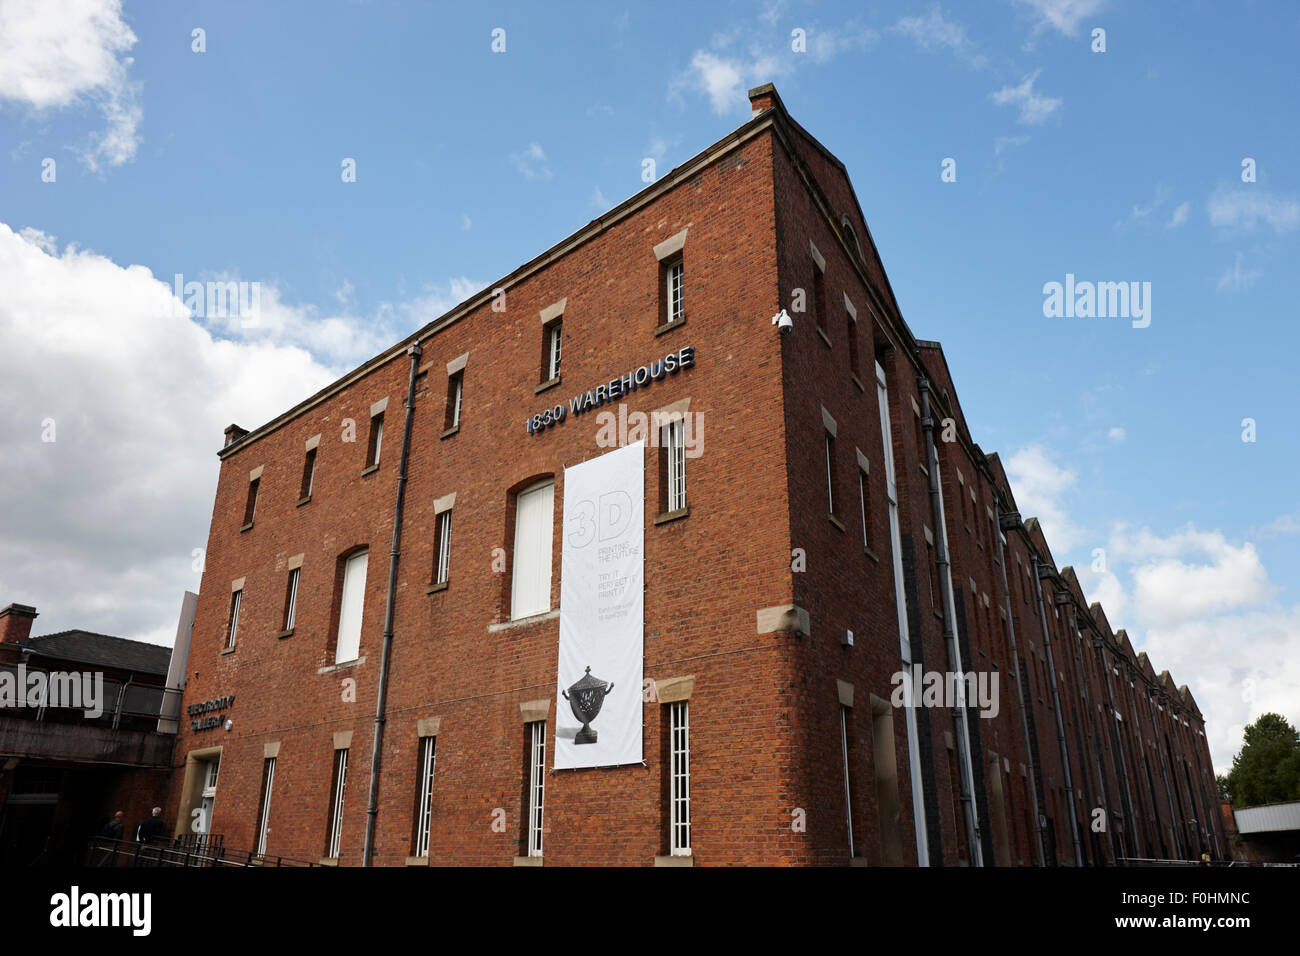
[916, 377, 983, 865]
[993, 504, 1046, 866]
[362, 340, 422, 867]
[1033, 556, 1084, 866]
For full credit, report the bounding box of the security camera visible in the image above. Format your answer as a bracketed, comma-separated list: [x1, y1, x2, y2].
[772, 308, 793, 335]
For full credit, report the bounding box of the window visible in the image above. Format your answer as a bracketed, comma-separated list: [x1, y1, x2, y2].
[660, 419, 687, 514]
[847, 312, 860, 379]
[526, 721, 545, 857]
[255, 756, 276, 857]
[413, 735, 437, 857]
[446, 371, 463, 430]
[282, 568, 300, 632]
[542, 320, 562, 382]
[841, 214, 864, 262]
[300, 448, 317, 500]
[510, 480, 554, 620]
[825, 432, 838, 516]
[664, 258, 684, 326]
[813, 265, 827, 332]
[366, 413, 384, 468]
[840, 705, 854, 858]
[857, 464, 870, 549]
[325, 747, 348, 859]
[433, 510, 452, 585]
[335, 550, 368, 663]
[669, 701, 691, 856]
[242, 478, 259, 528]
[226, 589, 242, 650]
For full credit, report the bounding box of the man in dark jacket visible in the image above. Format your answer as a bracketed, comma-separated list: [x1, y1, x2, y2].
[101, 810, 125, 840]
[135, 807, 166, 843]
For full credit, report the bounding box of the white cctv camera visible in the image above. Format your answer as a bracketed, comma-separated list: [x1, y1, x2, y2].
[772, 308, 793, 335]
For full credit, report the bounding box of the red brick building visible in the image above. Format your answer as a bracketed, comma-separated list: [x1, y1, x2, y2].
[164, 84, 1221, 866]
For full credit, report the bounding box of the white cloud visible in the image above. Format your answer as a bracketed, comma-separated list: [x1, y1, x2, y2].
[460, 214, 472, 231]
[591, 185, 611, 211]
[989, 70, 1062, 125]
[893, 6, 983, 65]
[1208, 188, 1300, 234]
[1107, 426, 1126, 442]
[1166, 201, 1190, 229]
[511, 142, 552, 181]
[1216, 252, 1262, 292]
[0, 0, 142, 170]
[807, 23, 879, 64]
[1005, 444, 1083, 551]
[1012, 0, 1106, 37]
[0, 221, 480, 643]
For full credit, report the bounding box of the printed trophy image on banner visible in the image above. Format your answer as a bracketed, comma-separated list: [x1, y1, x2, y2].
[555, 441, 644, 769]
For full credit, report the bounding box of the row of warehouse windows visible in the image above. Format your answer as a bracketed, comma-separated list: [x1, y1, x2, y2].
[235, 230, 695, 532]
[244, 702, 691, 862]
[223, 428, 690, 657]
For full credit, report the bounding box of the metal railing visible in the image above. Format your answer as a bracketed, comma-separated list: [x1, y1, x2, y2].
[0, 661, 167, 732]
[84, 834, 320, 868]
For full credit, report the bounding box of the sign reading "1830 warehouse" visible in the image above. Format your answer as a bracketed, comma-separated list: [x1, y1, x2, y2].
[525, 345, 696, 435]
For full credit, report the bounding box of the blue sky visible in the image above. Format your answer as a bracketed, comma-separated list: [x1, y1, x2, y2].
[1, 0, 1297, 768]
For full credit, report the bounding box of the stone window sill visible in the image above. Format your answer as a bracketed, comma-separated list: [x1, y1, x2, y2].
[654, 317, 686, 337]
[828, 513, 845, 532]
[426, 580, 448, 594]
[654, 506, 690, 525]
[404, 856, 429, 867]
[220, 646, 236, 656]
[513, 855, 543, 867]
[318, 656, 367, 675]
[277, 628, 294, 639]
[361, 463, 379, 477]
[489, 609, 559, 633]
[441, 424, 460, 440]
[654, 854, 693, 867]
[240, 522, 254, 533]
[297, 495, 312, 508]
[535, 376, 561, 395]
[816, 327, 832, 348]
[851, 374, 865, 392]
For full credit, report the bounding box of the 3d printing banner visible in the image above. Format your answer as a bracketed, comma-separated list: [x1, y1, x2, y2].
[555, 441, 644, 769]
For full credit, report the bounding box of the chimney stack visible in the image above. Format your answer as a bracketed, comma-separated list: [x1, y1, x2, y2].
[747, 83, 783, 118]
[224, 423, 249, 448]
[0, 604, 38, 644]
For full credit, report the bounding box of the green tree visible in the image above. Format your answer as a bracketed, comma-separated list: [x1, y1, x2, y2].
[1224, 713, 1300, 808]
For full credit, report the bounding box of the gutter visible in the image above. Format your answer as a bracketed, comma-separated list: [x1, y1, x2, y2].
[361, 341, 422, 867]
[917, 377, 983, 865]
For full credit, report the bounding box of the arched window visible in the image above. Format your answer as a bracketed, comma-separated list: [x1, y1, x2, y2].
[841, 214, 863, 262]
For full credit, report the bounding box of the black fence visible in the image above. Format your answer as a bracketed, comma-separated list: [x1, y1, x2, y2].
[84, 833, 320, 868]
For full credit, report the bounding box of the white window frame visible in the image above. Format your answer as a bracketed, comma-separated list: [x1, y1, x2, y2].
[335, 550, 368, 664]
[284, 568, 300, 631]
[256, 756, 276, 857]
[198, 757, 219, 848]
[527, 721, 546, 857]
[841, 705, 854, 857]
[327, 748, 348, 859]
[547, 322, 562, 380]
[510, 480, 554, 620]
[665, 419, 686, 512]
[435, 510, 452, 584]
[449, 374, 463, 428]
[302, 448, 316, 499]
[857, 466, 869, 547]
[370, 415, 384, 466]
[825, 433, 836, 514]
[666, 260, 684, 324]
[669, 700, 691, 856]
[227, 590, 242, 650]
[414, 736, 437, 857]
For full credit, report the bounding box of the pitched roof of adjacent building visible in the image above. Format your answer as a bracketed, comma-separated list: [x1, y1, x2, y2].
[18, 630, 172, 676]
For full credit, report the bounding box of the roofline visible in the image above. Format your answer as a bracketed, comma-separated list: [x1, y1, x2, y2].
[219, 110, 781, 461]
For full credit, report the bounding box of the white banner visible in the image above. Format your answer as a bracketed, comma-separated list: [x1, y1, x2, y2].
[555, 441, 644, 769]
